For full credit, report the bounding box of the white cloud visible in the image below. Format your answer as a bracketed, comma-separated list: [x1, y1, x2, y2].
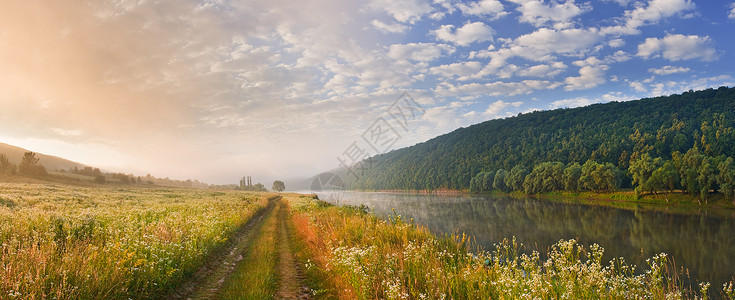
[608, 38, 625, 47]
[472, 27, 601, 78]
[628, 75, 734, 96]
[629, 81, 648, 92]
[601, 0, 696, 35]
[371, 19, 408, 33]
[626, 0, 695, 26]
[637, 34, 717, 61]
[433, 22, 495, 46]
[517, 62, 567, 77]
[509, 28, 601, 59]
[387, 43, 454, 61]
[729, 3, 735, 19]
[549, 97, 596, 109]
[429, 61, 484, 79]
[457, 0, 506, 19]
[509, 0, 589, 29]
[435, 80, 561, 98]
[605, 0, 632, 6]
[484, 100, 523, 116]
[648, 65, 690, 75]
[564, 65, 608, 91]
[367, 0, 434, 23]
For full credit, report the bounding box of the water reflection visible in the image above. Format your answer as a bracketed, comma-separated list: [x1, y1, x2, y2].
[320, 191, 735, 291]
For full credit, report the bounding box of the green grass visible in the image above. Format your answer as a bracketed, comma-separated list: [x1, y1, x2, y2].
[0, 183, 268, 299]
[220, 200, 280, 299]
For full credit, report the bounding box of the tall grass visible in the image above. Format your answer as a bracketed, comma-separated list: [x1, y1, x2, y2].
[288, 195, 733, 300]
[0, 183, 268, 299]
[220, 200, 280, 299]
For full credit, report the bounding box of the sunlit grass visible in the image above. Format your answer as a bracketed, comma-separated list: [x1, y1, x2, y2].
[287, 195, 734, 300]
[220, 200, 279, 299]
[0, 183, 268, 299]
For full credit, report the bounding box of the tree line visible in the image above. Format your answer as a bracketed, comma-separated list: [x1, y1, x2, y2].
[470, 145, 735, 202]
[0, 152, 48, 178]
[343, 86, 735, 193]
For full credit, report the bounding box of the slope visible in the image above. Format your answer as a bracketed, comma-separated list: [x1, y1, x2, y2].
[0, 142, 88, 171]
[344, 86, 735, 190]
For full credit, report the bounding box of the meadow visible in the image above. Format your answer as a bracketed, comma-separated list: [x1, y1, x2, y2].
[0, 183, 268, 299]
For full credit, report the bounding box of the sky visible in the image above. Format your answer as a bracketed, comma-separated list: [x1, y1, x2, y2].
[0, 0, 733, 185]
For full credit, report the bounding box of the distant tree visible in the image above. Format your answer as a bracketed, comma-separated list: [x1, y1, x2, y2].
[718, 157, 735, 201]
[563, 163, 582, 191]
[0, 154, 15, 175]
[272, 180, 285, 192]
[18, 152, 39, 176]
[697, 156, 718, 203]
[18, 152, 46, 177]
[581, 160, 620, 193]
[253, 183, 266, 191]
[628, 154, 661, 195]
[679, 148, 703, 196]
[493, 169, 509, 192]
[649, 162, 679, 194]
[482, 171, 495, 192]
[507, 165, 528, 192]
[95, 175, 106, 184]
[592, 162, 620, 192]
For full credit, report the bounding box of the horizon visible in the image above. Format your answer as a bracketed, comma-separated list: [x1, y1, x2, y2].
[2, 0, 734, 185]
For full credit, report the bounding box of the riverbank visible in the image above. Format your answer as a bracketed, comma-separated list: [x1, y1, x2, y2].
[288, 194, 735, 299]
[357, 187, 735, 213]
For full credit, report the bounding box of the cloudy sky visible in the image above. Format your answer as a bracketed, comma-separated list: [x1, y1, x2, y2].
[1, 0, 733, 184]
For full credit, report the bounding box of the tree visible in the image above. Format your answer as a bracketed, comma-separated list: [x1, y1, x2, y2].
[507, 165, 528, 192]
[697, 156, 718, 203]
[18, 152, 46, 177]
[272, 180, 285, 192]
[628, 154, 661, 195]
[718, 157, 735, 201]
[0, 154, 15, 175]
[493, 169, 509, 192]
[679, 148, 704, 196]
[649, 162, 679, 194]
[482, 171, 495, 192]
[563, 163, 582, 191]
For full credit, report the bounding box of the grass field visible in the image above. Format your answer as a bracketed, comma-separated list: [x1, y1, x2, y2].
[0, 183, 268, 299]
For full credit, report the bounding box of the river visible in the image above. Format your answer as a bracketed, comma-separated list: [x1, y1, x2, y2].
[312, 191, 735, 293]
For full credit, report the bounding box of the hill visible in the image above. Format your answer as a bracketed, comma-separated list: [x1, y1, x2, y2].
[0, 142, 88, 171]
[343, 86, 735, 191]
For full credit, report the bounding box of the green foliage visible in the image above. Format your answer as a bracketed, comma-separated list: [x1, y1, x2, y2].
[718, 157, 735, 200]
[272, 180, 286, 192]
[523, 162, 564, 194]
[344, 86, 735, 191]
[18, 151, 47, 178]
[0, 154, 16, 175]
[493, 169, 510, 192]
[562, 163, 582, 191]
[507, 165, 528, 192]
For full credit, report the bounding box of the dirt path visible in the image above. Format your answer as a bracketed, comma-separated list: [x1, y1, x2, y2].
[275, 200, 312, 299]
[169, 196, 278, 300]
[169, 195, 311, 299]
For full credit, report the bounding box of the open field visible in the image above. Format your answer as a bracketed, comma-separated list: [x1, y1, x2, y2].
[0, 183, 269, 299]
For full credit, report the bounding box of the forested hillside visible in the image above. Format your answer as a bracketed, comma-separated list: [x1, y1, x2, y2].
[344, 86, 735, 196]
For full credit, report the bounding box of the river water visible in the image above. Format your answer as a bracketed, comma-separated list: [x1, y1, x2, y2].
[312, 191, 735, 292]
